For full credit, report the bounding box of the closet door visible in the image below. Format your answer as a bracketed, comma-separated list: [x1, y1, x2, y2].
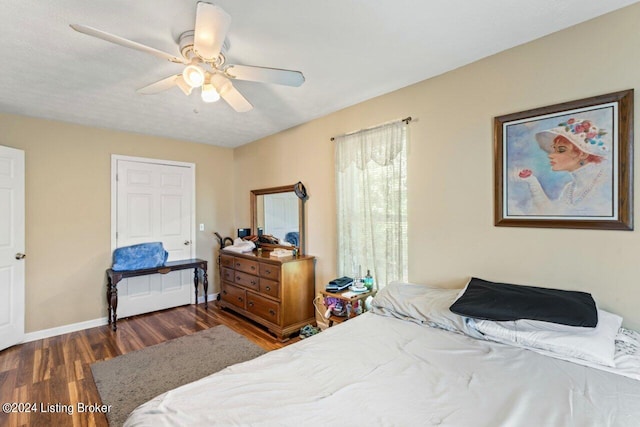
[113, 156, 195, 317]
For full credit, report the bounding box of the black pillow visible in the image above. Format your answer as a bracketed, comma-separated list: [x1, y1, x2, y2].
[449, 277, 598, 327]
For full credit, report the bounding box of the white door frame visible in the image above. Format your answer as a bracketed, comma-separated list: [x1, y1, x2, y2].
[110, 154, 196, 300]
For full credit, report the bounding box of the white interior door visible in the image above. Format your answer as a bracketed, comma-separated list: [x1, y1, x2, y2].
[0, 146, 25, 350]
[113, 156, 195, 318]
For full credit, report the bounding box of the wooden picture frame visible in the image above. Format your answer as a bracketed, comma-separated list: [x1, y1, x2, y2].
[494, 90, 633, 230]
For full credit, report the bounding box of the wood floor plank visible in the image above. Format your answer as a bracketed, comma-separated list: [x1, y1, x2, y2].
[0, 369, 16, 396]
[0, 302, 298, 426]
[0, 345, 20, 372]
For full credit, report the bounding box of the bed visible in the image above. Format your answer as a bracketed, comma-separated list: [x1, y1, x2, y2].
[125, 280, 640, 426]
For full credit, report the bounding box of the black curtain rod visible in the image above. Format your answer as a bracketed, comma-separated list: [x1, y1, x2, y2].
[330, 116, 412, 141]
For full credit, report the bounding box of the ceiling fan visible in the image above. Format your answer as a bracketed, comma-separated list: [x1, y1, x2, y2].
[70, 2, 304, 113]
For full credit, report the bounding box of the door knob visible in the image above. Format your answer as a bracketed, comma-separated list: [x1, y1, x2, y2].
[184, 240, 191, 245]
[15, 253, 26, 260]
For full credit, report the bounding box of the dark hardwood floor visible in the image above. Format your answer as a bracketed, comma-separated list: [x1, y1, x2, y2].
[0, 302, 297, 427]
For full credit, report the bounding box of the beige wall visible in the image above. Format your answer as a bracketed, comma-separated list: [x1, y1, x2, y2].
[233, 4, 640, 330]
[4, 4, 640, 335]
[1, 114, 235, 332]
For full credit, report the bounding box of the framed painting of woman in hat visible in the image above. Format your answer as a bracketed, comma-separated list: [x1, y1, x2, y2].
[494, 89, 633, 230]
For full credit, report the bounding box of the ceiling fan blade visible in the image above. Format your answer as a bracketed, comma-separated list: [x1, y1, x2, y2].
[136, 75, 183, 95]
[224, 65, 305, 87]
[193, 2, 231, 61]
[70, 24, 187, 64]
[211, 74, 252, 112]
[221, 85, 253, 113]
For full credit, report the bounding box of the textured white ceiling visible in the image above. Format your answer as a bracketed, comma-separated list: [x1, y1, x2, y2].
[0, 0, 637, 148]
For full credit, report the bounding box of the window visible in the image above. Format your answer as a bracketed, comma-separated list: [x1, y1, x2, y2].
[334, 120, 408, 289]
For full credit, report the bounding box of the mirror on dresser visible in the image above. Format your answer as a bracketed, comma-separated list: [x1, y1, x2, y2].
[251, 184, 305, 254]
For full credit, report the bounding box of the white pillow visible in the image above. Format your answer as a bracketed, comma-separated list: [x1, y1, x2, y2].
[471, 309, 622, 367]
[613, 328, 640, 379]
[370, 281, 469, 333]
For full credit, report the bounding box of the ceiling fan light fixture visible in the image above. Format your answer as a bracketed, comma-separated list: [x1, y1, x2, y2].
[182, 64, 205, 88]
[201, 83, 220, 103]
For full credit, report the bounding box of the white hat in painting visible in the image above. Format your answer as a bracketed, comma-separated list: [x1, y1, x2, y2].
[535, 118, 610, 158]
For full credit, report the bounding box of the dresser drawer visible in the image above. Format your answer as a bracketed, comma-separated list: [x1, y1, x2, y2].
[219, 254, 234, 268]
[246, 292, 280, 324]
[260, 278, 279, 299]
[234, 257, 259, 275]
[234, 271, 260, 291]
[259, 263, 280, 280]
[221, 282, 246, 310]
[221, 267, 234, 283]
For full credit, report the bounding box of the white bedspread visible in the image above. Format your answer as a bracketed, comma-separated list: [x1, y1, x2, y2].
[125, 313, 640, 427]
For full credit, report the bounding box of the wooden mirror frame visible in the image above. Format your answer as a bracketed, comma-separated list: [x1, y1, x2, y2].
[251, 184, 305, 254]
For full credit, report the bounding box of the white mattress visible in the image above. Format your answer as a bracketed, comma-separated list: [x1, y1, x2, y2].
[125, 312, 640, 426]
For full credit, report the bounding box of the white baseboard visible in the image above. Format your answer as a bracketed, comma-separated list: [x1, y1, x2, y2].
[199, 292, 219, 304]
[23, 293, 219, 343]
[24, 317, 109, 343]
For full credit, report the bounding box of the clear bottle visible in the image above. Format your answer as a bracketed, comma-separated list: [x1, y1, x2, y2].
[364, 270, 374, 291]
[352, 265, 362, 288]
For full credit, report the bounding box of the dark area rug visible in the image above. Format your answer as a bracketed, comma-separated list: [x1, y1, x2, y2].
[91, 325, 266, 426]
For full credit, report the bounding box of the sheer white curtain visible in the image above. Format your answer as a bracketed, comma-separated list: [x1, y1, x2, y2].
[335, 120, 408, 289]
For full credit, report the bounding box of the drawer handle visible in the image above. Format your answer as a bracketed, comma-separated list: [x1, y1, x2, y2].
[265, 286, 271, 291]
[251, 280, 257, 285]
[236, 263, 240, 267]
[223, 290, 227, 295]
[249, 301, 254, 307]
[238, 297, 243, 302]
[251, 266, 256, 270]
[236, 276, 241, 281]
[265, 269, 271, 274]
[269, 309, 276, 316]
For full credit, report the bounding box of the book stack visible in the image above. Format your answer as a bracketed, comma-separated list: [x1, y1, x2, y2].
[325, 277, 354, 292]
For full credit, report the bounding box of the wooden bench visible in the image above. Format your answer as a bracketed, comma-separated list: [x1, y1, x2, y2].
[106, 258, 208, 331]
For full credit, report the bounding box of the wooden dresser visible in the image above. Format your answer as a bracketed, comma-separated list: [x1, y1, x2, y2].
[218, 251, 315, 341]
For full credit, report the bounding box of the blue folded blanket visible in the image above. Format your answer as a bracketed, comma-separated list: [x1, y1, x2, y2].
[112, 242, 169, 271]
[284, 231, 299, 247]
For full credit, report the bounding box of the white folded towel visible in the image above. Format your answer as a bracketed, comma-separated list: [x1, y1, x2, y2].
[222, 238, 256, 253]
[270, 249, 293, 257]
